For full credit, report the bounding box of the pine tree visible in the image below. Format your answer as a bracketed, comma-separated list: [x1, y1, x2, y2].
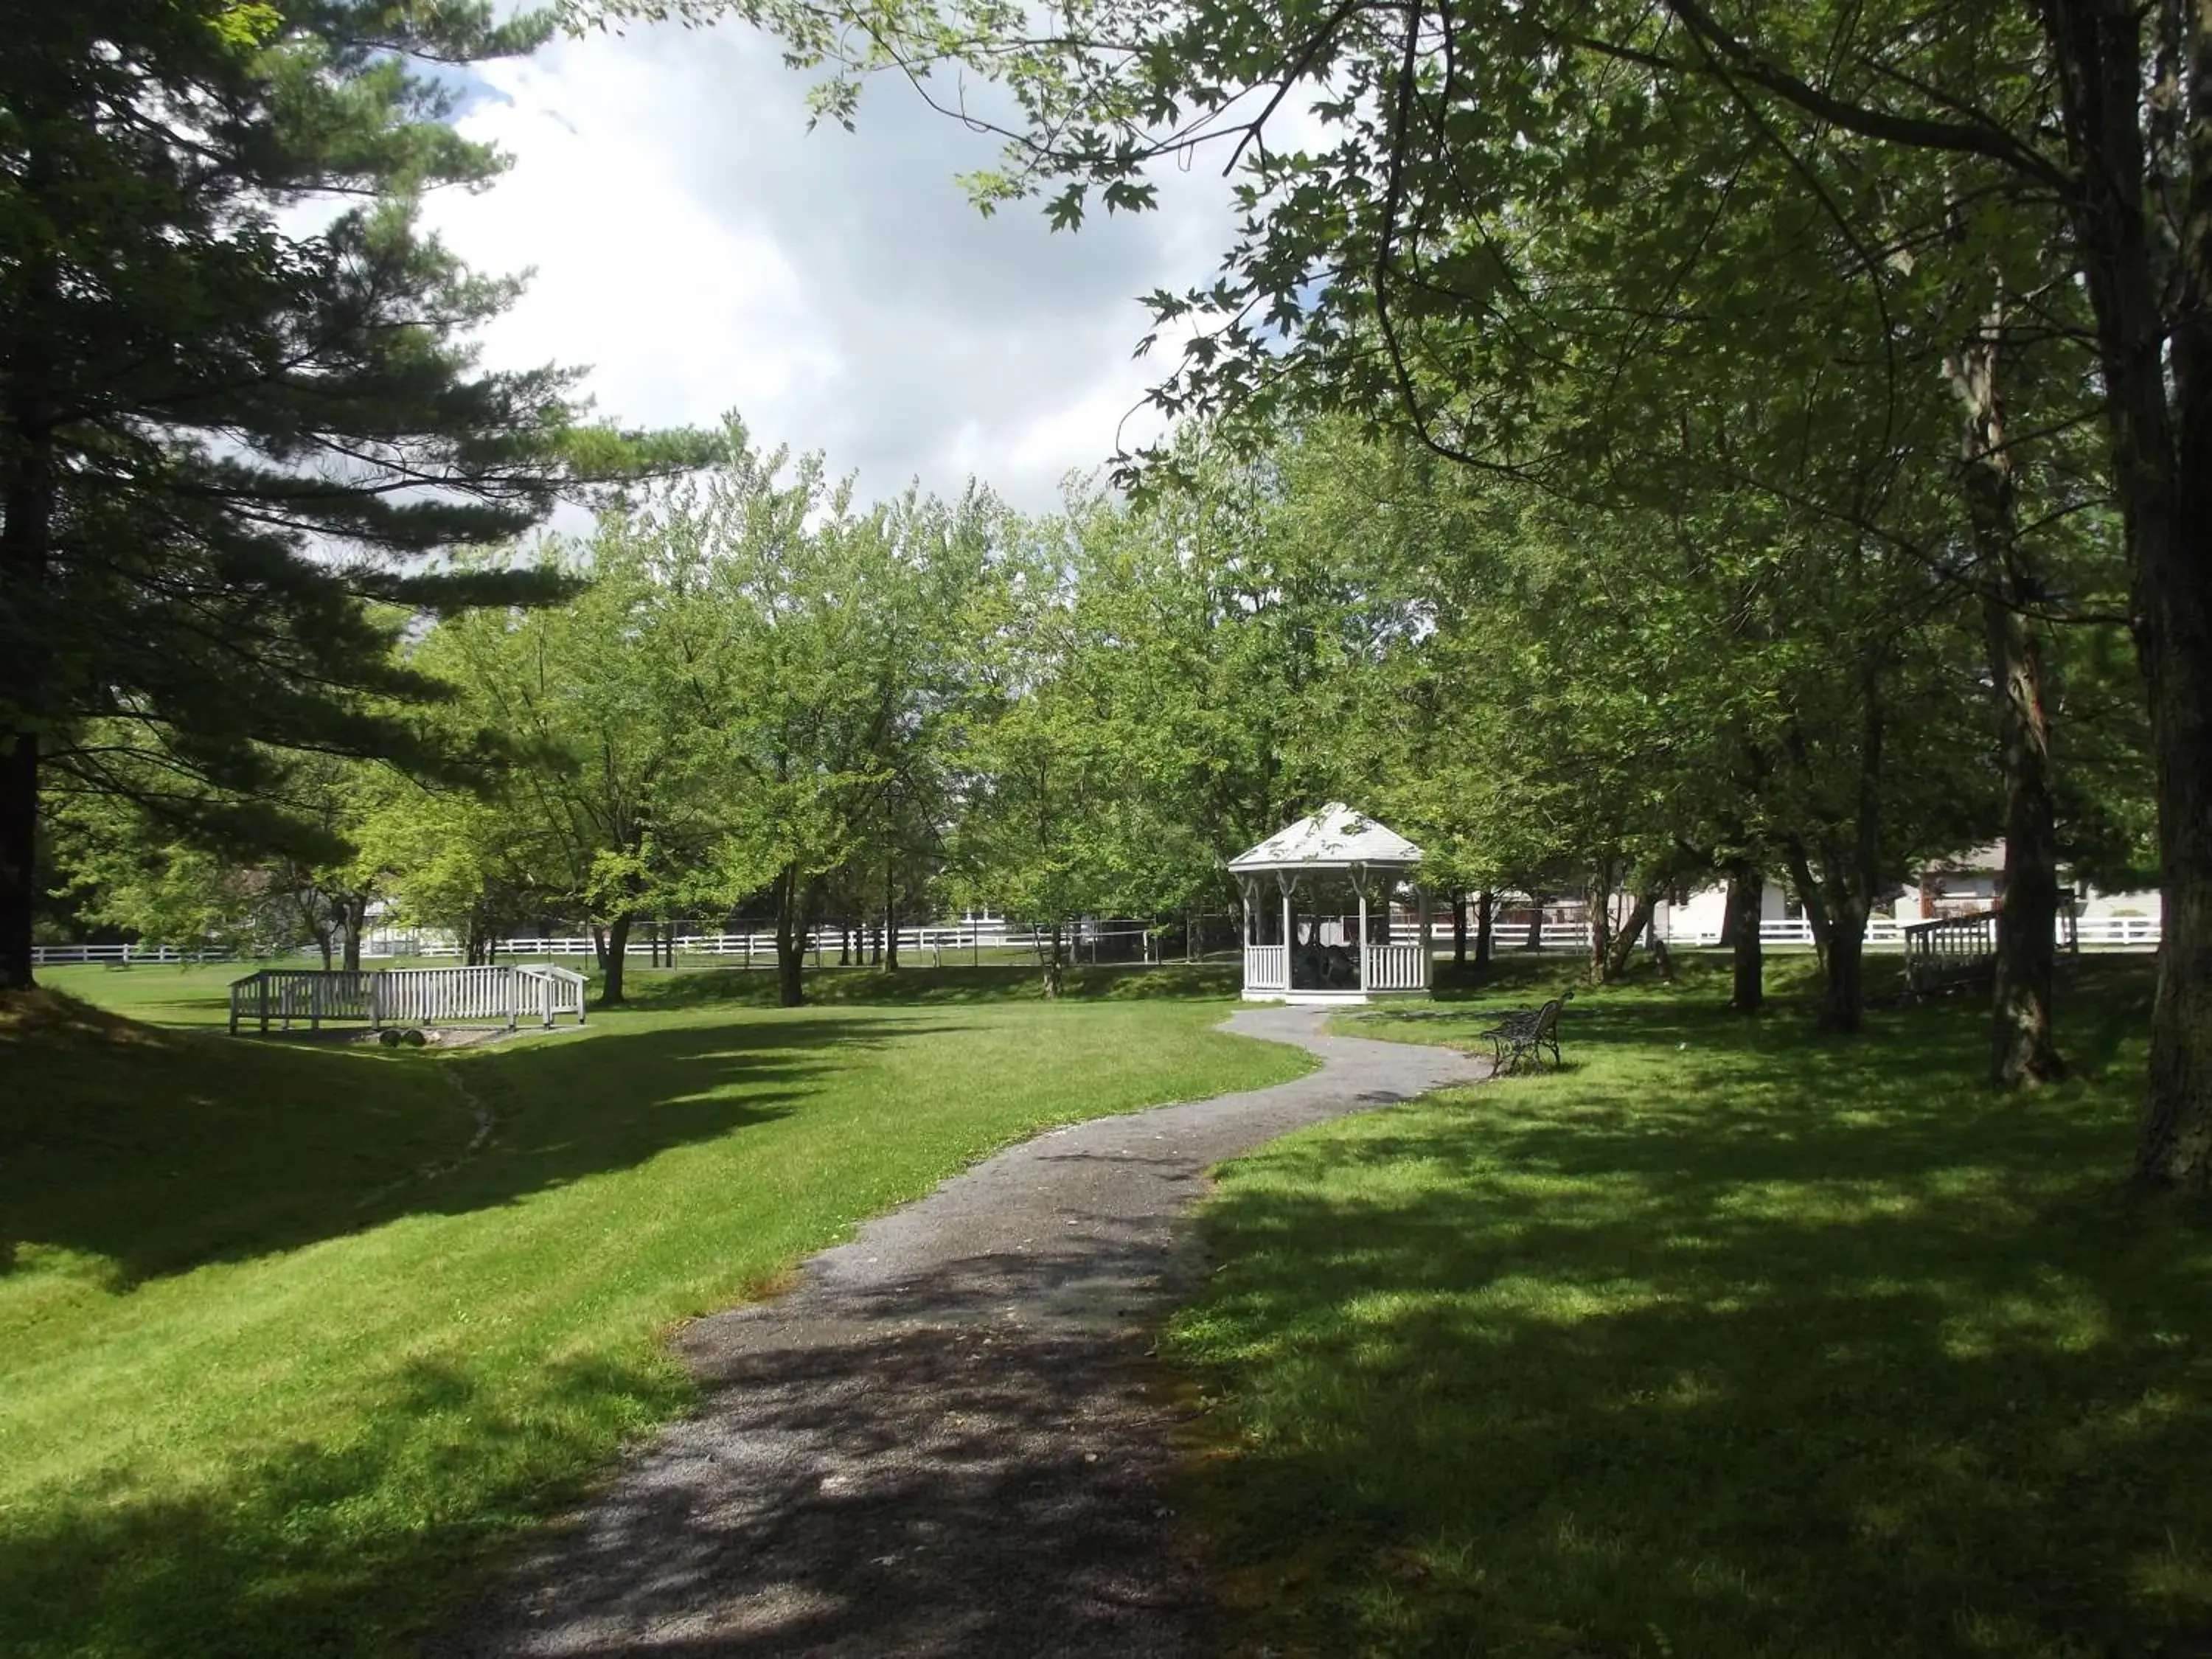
[0, 1, 698, 987]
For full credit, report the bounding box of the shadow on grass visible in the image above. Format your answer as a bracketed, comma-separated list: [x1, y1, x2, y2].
[412, 1225, 1220, 1659]
[1178, 959, 2212, 1657]
[3, 1227, 1216, 1659]
[0, 1350, 695, 1659]
[0, 996, 959, 1287]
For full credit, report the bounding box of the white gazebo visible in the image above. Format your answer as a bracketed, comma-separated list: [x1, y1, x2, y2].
[1230, 803, 1433, 1003]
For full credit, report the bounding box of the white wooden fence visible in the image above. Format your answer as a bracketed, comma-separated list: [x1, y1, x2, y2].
[44, 910, 2163, 974]
[228, 964, 587, 1036]
[1467, 915, 2159, 951]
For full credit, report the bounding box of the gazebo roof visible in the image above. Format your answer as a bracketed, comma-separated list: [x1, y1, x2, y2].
[1228, 802, 1425, 874]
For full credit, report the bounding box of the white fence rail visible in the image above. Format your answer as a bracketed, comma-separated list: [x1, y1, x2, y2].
[228, 964, 588, 1036]
[44, 919, 1186, 970]
[46, 910, 2163, 975]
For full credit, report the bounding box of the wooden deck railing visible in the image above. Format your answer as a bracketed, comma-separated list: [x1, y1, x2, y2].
[1901, 910, 2000, 996]
[228, 964, 589, 1035]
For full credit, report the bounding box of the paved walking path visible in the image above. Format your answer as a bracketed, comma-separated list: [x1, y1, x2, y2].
[431, 1005, 1488, 1659]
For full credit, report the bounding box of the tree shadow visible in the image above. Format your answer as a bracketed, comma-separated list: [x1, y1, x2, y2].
[0, 1351, 693, 1659]
[1, 1225, 1230, 1658]
[1176, 961, 2209, 1656]
[423, 1230, 1228, 1659]
[0, 1001, 961, 1287]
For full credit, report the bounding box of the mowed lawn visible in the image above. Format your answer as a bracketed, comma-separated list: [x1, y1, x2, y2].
[1, 963, 1308, 1659]
[1167, 955, 2212, 1658]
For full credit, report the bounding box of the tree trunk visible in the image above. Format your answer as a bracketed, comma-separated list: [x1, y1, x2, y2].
[2138, 630, 2212, 1183]
[1985, 582, 2067, 1085]
[1949, 283, 2066, 1087]
[1042, 919, 1065, 998]
[1821, 899, 1869, 1035]
[1603, 888, 1658, 981]
[1524, 896, 1544, 950]
[1781, 838, 1836, 977]
[2133, 483, 2212, 1178]
[1585, 862, 1615, 984]
[1475, 890, 1495, 967]
[773, 864, 807, 1007]
[0, 733, 35, 992]
[1786, 834, 1870, 1034]
[599, 911, 633, 1006]
[1722, 859, 1764, 1015]
[2032, 0, 2212, 1181]
[341, 894, 369, 973]
[1451, 894, 1467, 966]
[0, 228, 57, 995]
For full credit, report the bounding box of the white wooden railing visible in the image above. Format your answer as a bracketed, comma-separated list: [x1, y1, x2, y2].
[1243, 944, 1288, 991]
[1361, 943, 1429, 991]
[228, 963, 588, 1036]
[515, 964, 589, 1027]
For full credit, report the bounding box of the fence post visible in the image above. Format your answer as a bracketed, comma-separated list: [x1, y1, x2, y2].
[311, 975, 324, 1032]
[507, 966, 518, 1032]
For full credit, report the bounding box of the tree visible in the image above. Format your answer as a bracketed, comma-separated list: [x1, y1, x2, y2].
[948, 503, 1183, 997]
[0, 0, 710, 991]
[417, 530, 729, 1003]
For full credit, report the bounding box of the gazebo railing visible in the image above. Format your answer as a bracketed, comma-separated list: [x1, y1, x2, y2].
[1361, 943, 1427, 992]
[1244, 944, 1289, 992]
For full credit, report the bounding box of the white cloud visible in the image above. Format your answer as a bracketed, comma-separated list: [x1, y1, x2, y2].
[420, 21, 1238, 512]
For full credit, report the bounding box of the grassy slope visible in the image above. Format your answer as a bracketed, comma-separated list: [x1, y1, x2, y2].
[1, 962, 1304, 1659]
[1169, 953, 2212, 1659]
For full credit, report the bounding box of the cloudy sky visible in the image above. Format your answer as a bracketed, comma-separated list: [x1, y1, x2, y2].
[420, 19, 1239, 512]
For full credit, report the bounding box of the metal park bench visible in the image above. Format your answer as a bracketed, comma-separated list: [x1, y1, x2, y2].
[1480, 992, 1572, 1074]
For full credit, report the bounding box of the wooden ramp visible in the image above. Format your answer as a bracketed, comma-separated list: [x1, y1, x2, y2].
[227, 964, 587, 1035]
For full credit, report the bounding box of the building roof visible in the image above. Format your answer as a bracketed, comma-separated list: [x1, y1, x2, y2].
[1228, 803, 1425, 873]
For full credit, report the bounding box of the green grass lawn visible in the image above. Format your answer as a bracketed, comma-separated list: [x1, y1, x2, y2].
[1168, 953, 2212, 1658]
[1, 962, 1307, 1659]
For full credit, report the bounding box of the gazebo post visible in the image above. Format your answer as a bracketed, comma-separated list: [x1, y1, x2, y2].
[1279, 874, 1294, 987]
[1354, 864, 1369, 992]
[1417, 883, 1432, 990]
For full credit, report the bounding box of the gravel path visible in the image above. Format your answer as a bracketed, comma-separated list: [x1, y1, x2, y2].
[429, 1004, 1488, 1659]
